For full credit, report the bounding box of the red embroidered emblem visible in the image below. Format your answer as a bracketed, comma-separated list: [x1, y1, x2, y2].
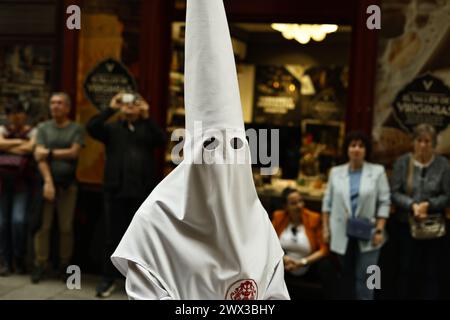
[226, 279, 258, 300]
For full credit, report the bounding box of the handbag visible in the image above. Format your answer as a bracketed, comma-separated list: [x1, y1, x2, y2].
[0, 126, 33, 176]
[406, 154, 446, 240]
[408, 214, 446, 240]
[0, 154, 29, 176]
[346, 217, 375, 241]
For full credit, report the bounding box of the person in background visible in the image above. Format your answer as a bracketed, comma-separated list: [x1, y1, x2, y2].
[31, 92, 84, 283]
[0, 102, 36, 276]
[272, 187, 330, 299]
[322, 131, 391, 300]
[87, 92, 166, 298]
[391, 123, 450, 299]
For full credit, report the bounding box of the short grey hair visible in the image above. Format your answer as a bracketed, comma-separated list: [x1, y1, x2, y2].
[412, 123, 437, 147]
[50, 92, 71, 108]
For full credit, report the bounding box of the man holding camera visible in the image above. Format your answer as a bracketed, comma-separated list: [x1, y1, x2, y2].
[87, 92, 166, 298]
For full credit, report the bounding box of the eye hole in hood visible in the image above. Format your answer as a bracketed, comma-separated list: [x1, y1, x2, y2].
[203, 137, 219, 150]
[230, 137, 244, 150]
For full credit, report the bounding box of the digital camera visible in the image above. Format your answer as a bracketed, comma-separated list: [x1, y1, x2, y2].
[121, 93, 135, 104]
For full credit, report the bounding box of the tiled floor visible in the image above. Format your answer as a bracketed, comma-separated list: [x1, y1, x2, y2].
[0, 273, 128, 300]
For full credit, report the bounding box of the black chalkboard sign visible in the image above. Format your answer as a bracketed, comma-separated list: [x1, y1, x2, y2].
[393, 74, 450, 133]
[83, 58, 137, 110]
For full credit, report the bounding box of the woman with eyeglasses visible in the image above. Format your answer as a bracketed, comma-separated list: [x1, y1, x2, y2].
[391, 123, 450, 299]
[272, 187, 329, 299]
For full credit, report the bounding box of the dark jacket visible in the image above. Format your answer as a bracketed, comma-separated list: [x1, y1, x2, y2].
[86, 107, 166, 198]
[391, 153, 450, 223]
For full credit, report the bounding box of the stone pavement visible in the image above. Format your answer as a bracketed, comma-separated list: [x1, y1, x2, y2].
[0, 273, 128, 300]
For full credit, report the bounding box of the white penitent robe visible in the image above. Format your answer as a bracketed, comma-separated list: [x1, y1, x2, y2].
[111, 0, 290, 300]
[125, 261, 289, 300]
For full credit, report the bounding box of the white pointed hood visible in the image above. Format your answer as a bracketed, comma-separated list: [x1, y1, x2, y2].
[184, 0, 244, 133]
[111, 0, 285, 300]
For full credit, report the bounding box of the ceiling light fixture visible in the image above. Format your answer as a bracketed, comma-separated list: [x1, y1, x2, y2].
[271, 23, 338, 44]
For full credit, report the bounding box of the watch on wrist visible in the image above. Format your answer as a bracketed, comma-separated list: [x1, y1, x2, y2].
[300, 258, 308, 266]
[375, 228, 383, 234]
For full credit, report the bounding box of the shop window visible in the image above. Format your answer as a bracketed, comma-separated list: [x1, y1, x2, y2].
[0, 1, 59, 126]
[0, 45, 54, 125]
